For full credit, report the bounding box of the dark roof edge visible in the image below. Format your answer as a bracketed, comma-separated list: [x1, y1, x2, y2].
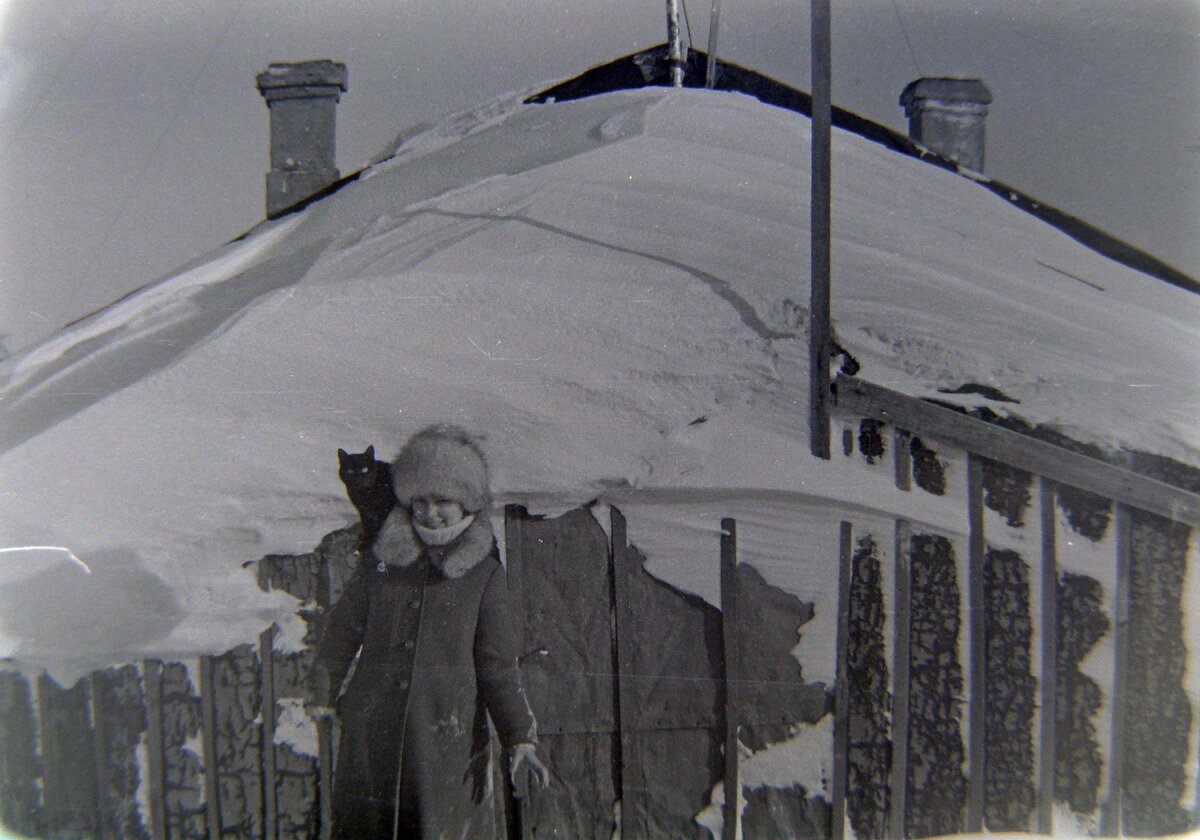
[528, 44, 1199, 295]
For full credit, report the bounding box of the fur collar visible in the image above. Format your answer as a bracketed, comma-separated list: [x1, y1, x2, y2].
[371, 506, 495, 579]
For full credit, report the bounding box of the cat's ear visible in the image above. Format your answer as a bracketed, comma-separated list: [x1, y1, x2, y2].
[366, 445, 375, 458]
[338, 448, 348, 462]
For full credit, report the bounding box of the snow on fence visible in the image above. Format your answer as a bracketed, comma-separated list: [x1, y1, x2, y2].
[0, 533, 360, 840]
[831, 373, 1200, 839]
[2, 378, 1199, 839]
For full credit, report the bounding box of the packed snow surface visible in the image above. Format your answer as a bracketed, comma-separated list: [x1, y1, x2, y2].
[1, 87, 1197, 673]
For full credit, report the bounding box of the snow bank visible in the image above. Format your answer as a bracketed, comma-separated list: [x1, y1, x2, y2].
[0, 86, 1196, 673]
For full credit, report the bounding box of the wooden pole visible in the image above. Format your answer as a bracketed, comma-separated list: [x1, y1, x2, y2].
[259, 628, 279, 840]
[667, 0, 685, 87]
[966, 455, 987, 832]
[1036, 478, 1058, 834]
[720, 517, 740, 840]
[809, 0, 833, 459]
[143, 660, 168, 840]
[89, 672, 110, 835]
[705, 0, 722, 88]
[611, 506, 645, 839]
[1102, 503, 1132, 836]
[316, 717, 334, 840]
[199, 656, 223, 840]
[888, 519, 913, 839]
[503, 505, 531, 839]
[832, 521, 854, 839]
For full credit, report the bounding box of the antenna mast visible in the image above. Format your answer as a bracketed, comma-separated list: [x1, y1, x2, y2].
[667, 0, 686, 86]
[705, 0, 722, 88]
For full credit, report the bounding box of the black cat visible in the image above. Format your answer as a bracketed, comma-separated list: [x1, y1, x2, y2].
[337, 445, 396, 545]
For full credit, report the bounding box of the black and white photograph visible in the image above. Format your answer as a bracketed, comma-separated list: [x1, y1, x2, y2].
[1, 1, 1198, 837]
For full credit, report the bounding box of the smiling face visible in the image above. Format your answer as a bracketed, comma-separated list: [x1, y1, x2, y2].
[410, 496, 467, 530]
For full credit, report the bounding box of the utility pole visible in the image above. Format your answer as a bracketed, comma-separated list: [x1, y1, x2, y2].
[809, 0, 833, 459]
[705, 0, 723, 88]
[667, 0, 686, 87]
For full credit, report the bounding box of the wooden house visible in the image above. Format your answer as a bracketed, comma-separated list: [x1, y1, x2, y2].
[0, 48, 1197, 839]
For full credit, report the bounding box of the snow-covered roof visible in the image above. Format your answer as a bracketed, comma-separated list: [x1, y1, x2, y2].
[1, 84, 1197, 674]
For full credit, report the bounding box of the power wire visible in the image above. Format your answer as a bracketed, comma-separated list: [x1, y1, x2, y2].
[17, 0, 118, 129]
[67, 0, 245, 317]
[680, 0, 695, 52]
[890, 0, 923, 78]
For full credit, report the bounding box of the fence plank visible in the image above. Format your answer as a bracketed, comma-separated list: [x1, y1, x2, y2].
[835, 374, 1200, 526]
[90, 672, 111, 834]
[143, 661, 168, 840]
[1102, 503, 1132, 836]
[0, 670, 43, 837]
[720, 517, 740, 840]
[159, 662, 206, 839]
[832, 521, 853, 840]
[504, 505, 535, 840]
[38, 674, 99, 838]
[91, 666, 150, 839]
[210, 646, 265, 836]
[199, 656, 223, 840]
[1037, 478, 1058, 834]
[260, 628, 279, 840]
[888, 519, 912, 840]
[611, 506, 646, 840]
[317, 716, 334, 840]
[966, 455, 987, 832]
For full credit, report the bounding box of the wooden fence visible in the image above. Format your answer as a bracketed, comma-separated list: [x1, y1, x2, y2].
[830, 374, 1200, 839]
[1, 506, 835, 840]
[3, 375, 1199, 838]
[0, 529, 362, 840]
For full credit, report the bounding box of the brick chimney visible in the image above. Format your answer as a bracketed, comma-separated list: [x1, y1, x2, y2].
[256, 60, 348, 218]
[899, 78, 992, 173]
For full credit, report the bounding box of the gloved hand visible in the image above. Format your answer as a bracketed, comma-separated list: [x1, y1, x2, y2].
[509, 743, 550, 796]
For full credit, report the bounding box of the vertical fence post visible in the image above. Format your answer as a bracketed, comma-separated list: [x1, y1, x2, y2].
[966, 455, 987, 832]
[38, 674, 100, 838]
[888, 519, 913, 839]
[611, 506, 646, 840]
[720, 517, 741, 840]
[316, 716, 334, 840]
[1102, 502, 1132, 836]
[199, 656, 222, 840]
[259, 628, 278, 840]
[1037, 478, 1058, 834]
[503, 505, 529, 839]
[89, 672, 110, 834]
[143, 660, 168, 840]
[832, 521, 853, 840]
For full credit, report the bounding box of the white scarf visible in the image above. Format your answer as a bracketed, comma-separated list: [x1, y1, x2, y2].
[413, 513, 477, 547]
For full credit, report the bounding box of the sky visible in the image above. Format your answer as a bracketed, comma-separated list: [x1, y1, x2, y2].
[1, 0, 1198, 354]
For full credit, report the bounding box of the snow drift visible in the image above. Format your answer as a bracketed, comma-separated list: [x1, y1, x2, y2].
[1, 85, 1196, 675]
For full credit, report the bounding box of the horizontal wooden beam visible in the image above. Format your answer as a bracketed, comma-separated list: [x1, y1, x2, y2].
[833, 375, 1200, 527]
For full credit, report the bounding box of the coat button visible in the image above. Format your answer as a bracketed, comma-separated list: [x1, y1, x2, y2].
[398, 680, 409, 690]
[409, 599, 421, 609]
[403, 640, 415, 650]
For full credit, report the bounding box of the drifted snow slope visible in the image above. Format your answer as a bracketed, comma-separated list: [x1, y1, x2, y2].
[1, 87, 1196, 673]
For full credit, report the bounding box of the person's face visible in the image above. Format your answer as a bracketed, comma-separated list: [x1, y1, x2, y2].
[411, 496, 467, 529]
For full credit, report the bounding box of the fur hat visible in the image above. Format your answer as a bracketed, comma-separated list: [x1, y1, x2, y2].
[391, 424, 491, 513]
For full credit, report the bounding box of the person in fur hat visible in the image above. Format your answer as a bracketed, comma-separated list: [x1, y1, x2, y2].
[310, 424, 549, 839]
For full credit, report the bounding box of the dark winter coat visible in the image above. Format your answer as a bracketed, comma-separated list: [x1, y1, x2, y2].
[313, 509, 536, 840]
